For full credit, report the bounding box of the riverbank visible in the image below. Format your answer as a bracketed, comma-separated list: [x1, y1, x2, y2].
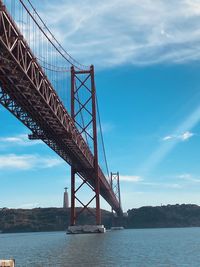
[1, 204, 200, 233]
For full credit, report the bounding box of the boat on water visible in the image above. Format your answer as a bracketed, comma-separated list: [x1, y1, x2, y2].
[110, 226, 124, 230]
[67, 225, 106, 234]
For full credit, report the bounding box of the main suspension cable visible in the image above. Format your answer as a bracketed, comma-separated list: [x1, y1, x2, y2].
[19, 0, 89, 70]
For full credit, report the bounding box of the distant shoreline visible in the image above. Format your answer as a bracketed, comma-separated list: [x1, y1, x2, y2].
[1, 204, 200, 233]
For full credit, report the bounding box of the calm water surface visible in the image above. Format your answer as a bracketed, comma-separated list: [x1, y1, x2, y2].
[0, 228, 200, 266]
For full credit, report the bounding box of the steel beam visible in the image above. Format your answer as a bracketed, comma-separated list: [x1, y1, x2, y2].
[70, 65, 101, 225]
[0, 1, 123, 217]
[111, 172, 122, 214]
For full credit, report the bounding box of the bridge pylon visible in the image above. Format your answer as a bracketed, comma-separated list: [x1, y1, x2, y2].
[70, 65, 101, 229]
[111, 172, 122, 214]
[110, 172, 124, 228]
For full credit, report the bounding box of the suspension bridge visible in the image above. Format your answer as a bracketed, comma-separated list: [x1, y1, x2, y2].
[0, 0, 123, 230]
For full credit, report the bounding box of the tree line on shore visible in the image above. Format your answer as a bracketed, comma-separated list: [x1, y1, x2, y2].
[1, 204, 200, 233]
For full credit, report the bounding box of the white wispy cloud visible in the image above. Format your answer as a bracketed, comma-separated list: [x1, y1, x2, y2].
[141, 181, 182, 189]
[178, 173, 200, 183]
[180, 131, 195, 141]
[138, 105, 200, 174]
[36, 0, 200, 68]
[120, 174, 181, 187]
[0, 134, 42, 147]
[162, 135, 174, 141]
[162, 131, 195, 142]
[0, 154, 63, 170]
[120, 175, 142, 182]
[18, 203, 40, 209]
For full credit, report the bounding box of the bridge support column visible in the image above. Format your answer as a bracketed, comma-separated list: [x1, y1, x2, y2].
[70, 167, 76, 226]
[110, 172, 123, 227]
[111, 172, 121, 211]
[69, 65, 102, 229]
[91, 65, 101, 226]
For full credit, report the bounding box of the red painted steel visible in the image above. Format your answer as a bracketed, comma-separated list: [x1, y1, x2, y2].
[91, 65, 101, 225]
[70, 66, 101, 225]
[0, 1, 123, 219]
[111, 172, 122, 213]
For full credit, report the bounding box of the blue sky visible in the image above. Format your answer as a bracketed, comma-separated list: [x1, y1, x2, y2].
[1, 0, 200, 211]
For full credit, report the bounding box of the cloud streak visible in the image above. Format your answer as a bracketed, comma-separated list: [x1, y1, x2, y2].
[141, 181, 182, 189]
[0, 154, 63, 170]
[138, 105, 200, 174]
[178, 173, 200, 183]
[162, 131, 195, 142]
[0, 134, 42, 147]
[18, 203, 40, 209]
[120, 175, 142, 183]
[37, 0, 200, 68]
[119, 175, 182, 188]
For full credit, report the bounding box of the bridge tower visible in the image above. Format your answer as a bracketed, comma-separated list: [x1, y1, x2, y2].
[111, 172, 122, 213]
[70, 65, 101, 229]
[110, 172, 123, 227]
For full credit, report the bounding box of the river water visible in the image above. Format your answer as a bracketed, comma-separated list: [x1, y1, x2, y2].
[0, 228, 200, 266]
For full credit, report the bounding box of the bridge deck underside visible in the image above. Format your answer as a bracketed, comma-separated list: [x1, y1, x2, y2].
[0, 3, 122, 215]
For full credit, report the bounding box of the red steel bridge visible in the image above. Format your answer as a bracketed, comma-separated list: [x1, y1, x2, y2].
[0, 0, 123, 225]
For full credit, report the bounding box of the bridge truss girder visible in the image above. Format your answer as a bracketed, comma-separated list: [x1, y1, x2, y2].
[0, 0, 122, 222]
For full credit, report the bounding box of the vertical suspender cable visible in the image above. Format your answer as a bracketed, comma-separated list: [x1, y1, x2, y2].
[96, 96, 110, 178]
